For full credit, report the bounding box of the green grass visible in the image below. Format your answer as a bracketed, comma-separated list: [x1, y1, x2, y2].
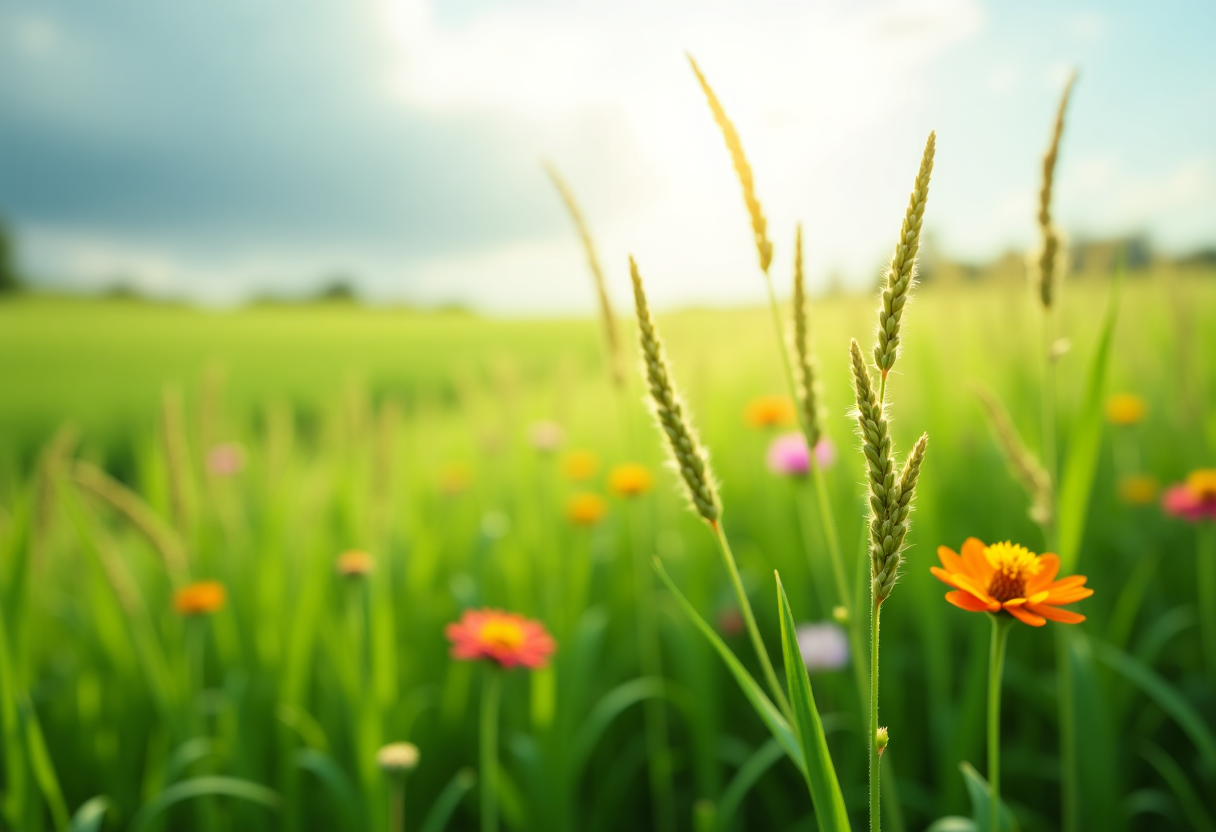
[0, 271, 1213, 831]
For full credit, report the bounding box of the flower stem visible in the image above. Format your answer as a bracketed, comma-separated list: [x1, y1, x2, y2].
[869, 599, 882, 832]
[987, 614, 1013, 832]
[389, 775, 405, 832]
[1198, 522, 1216, 679]
[713, 521, 792, 721]
[480, 668, 503, 832]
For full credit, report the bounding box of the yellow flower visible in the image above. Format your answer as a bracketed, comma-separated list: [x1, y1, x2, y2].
[336, 550, 374, 577]
[608, 463, 653, 497]
[1187, 468, 1216, 499]
[745, 395, 795, 428]
[1117, 474, 1158, 505]
[566, 492, 608, 526]
[174, 581, 226, 616]
[1105, 394, 1146, 426]
[561, 449, 599, 481]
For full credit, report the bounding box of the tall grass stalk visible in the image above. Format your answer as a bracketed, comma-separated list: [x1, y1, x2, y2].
[987, 614, 1013, 832]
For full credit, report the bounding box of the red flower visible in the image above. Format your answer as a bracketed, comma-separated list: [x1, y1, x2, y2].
[445, 609, 556, 669]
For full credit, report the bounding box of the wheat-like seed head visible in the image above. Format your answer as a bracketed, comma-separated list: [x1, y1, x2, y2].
[873, 131, 936, 379]
[850, 340, 927, 603]
[1035, 72, 1077, 310]
[687, 55, 773, 273]
[791, 225, 823, 446]
[630, 256, 720, 524]
[544, 162, 625, 388]
[973, 385, 1054, 526]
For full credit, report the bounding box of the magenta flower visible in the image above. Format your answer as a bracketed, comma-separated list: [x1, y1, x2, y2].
[766, 433, 835, 477]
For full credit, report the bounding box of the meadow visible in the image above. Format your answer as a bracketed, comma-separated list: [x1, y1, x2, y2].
[1, 259, 1214, 832]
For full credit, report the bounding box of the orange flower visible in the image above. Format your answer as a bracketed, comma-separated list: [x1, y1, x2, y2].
[745, 395, 795, 428]
[1118, 474, 1158, 505]
[336, 550, 374, 577]
[931, 538, 1092, 627]
[608, 463, 653, 497]
[562, 449, 600, 481]
[1105, 393, 1146, 426]
[439, 462, 472, 496]
[445, 608, 556, 669]
[566, 492, 608, 526]
[174, 581, 226, 616]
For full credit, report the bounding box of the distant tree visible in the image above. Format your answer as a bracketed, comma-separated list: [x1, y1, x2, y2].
[313, 277, 357, 303]
[0, 219, 23, 294]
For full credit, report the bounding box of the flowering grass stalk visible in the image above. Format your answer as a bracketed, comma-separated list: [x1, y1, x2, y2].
[630, 256, 791, 719]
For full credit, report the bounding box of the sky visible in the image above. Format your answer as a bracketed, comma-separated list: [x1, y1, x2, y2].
[1, 0, 1213, 313]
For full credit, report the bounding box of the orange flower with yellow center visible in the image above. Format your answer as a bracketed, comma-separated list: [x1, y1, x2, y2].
[1105, 393, 1147, 426]
[445, 608, 556, 669]
[745, 395, 795, 428]
[174, 581, 227, 616]
[931, 538, 1092, 627]
[562, 449, 600, 481]
[566, 492, 607, 526]
[608, 463, 653, 497]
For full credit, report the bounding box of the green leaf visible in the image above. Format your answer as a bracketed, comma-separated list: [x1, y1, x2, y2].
[128, 776, 279, 832]
[775, 571, 851, 832]
[1057, 267, 1122, 571]
[714, 738, 785, 831]
[652, 558, 804, 775]
[925, 818, 976, 832]
[294, 748, 360, 830]
[419, 768, 477, 832]
[1092, 639, 1216, 776]
[68, 797, 110, 832]
[1062, 629, 1123, 832]
[1141, 743, 1216, 832]
[959, 762, 1019, 832]
[570, 677, 667, 776]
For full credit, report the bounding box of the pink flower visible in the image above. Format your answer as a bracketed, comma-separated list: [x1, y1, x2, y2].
[445, 608, 556, 670]
[1162, 469, 1216, 522]
[206, 442, 246, 476]
[766, 433, 835, 477]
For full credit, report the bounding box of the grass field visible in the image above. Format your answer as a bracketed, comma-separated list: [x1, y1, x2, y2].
[1, 270, 1214, 832]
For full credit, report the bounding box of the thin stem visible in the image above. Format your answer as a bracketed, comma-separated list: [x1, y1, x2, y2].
[1198, 522, 1216, 680]
[987, 614, 1013, 832]
[389, 776, 405, 832]
[869, 599, 882, 832]
[713, 522, 792, 720]
[761, 270, 800, 419]
[1040, 310, 1059, 551]
[625, 499, 677, 832]
[810, 461, 849, 621]
[480, 668, 503, 832]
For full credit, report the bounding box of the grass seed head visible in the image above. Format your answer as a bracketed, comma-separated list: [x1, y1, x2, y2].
[687, 54, 772, 273]
[630, 256, 720, 525]
[1035, 72, 1076, 309]
[792, 225, 823, 446]
[873, 131, 935, 378]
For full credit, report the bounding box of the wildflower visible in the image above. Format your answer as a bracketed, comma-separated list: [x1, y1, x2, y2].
[609, 463, 653, 497]
[1162, 469, 1216, 522]
[206, 442, 246, 476]
[377, 742, 420, 774]
[795, 622, 850, 671]
[174, 581, 226, 616]
[745, 395, 795, 428]
[562, 449, 599, 481]
[439, 462, 471, 496]
[1106, 393, 1147, 426]
[766, 433, 836, 477]
[336, 550, 374, 577]
[931, 538, 1092, 626]
[446, 609, 556, 669]
[566, 492, 607, 526]
[1118, 474, 1159, 506]
[528, 421, 565, 453]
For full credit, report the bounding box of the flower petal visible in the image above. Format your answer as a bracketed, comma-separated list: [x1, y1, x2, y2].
[946, 590, 998, 613]
[961, 537, 994, 582]
[1044, 587, 1094, 605]
[1028, 604, 1086, 624]
[1027, 554, 1060, 591]
[937, 546, 964, 573]
[1005, 605, 1046, 627]
[1045, 575, 1088, 592]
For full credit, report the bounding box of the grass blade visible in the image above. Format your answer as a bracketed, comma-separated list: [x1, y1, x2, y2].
[1091, 639, 1216, 776]
[1056, 268, 1122, 571]
[294, 748, 360, 830]
[419, 768, 477, 832]
[653, 558, 804, 774]
[1140, 743, 1216, 832]
[775, 571, 851, 832]
[129, 776, 279, 832]
[569, 677, 667, 776]
[959, 762, 1019, 832]
[714, 738, 785, 831]
[68, 797, 110, 832]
